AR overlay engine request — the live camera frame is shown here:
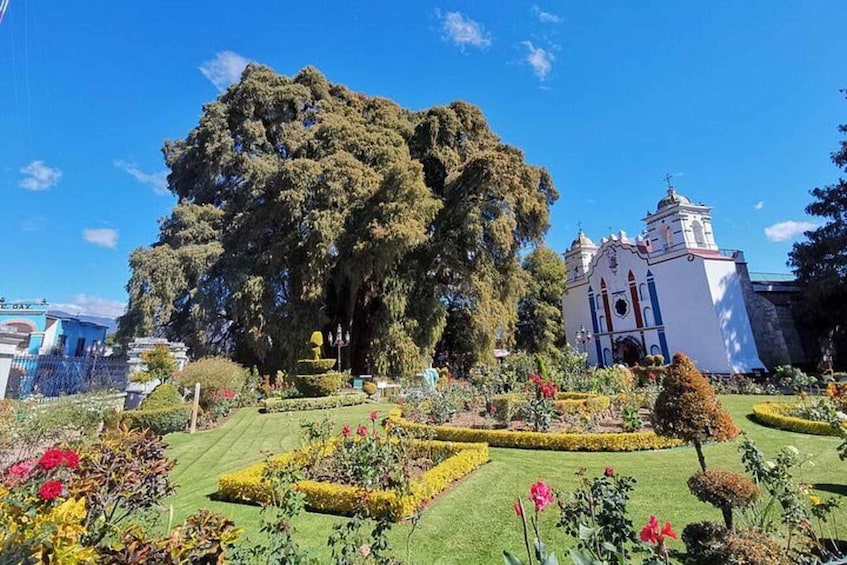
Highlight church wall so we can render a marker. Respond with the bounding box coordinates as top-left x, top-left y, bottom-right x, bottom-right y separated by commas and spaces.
702, 259, 766, 373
